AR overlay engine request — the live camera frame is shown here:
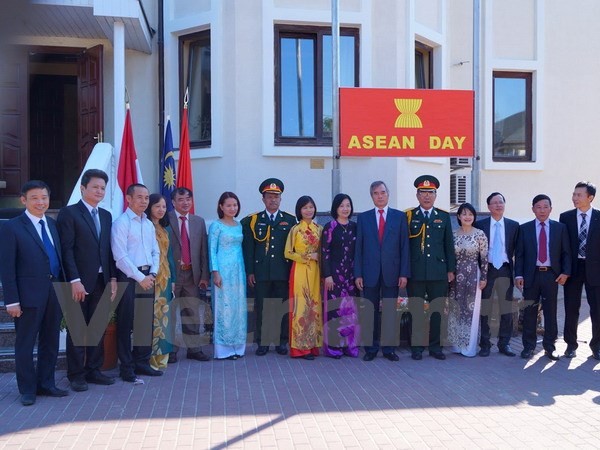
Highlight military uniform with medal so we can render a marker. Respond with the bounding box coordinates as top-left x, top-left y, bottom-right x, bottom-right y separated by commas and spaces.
241, 178, 297, 355
406, 175, 456, 360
